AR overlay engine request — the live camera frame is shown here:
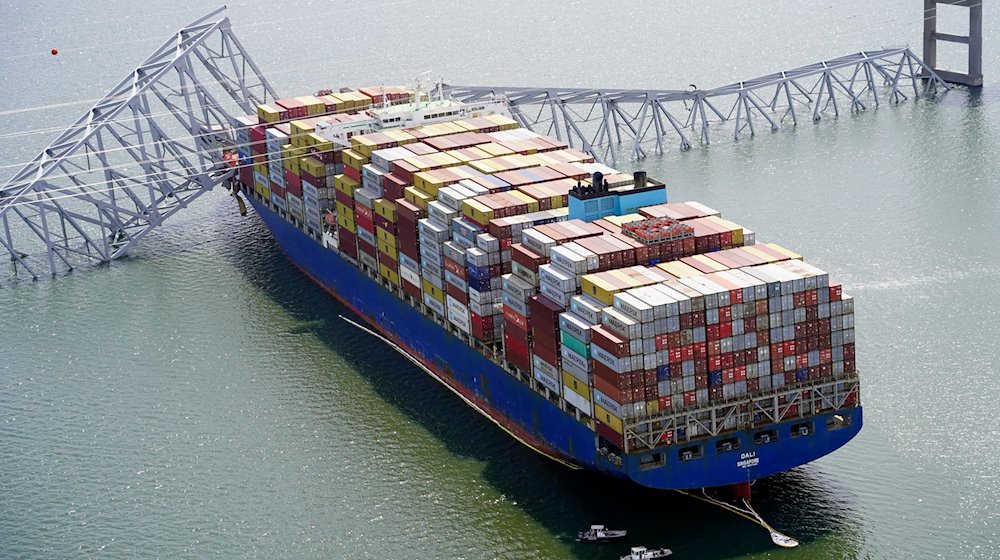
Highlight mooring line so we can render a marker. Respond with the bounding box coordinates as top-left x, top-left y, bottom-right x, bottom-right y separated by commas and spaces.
674, 489, 799, 548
